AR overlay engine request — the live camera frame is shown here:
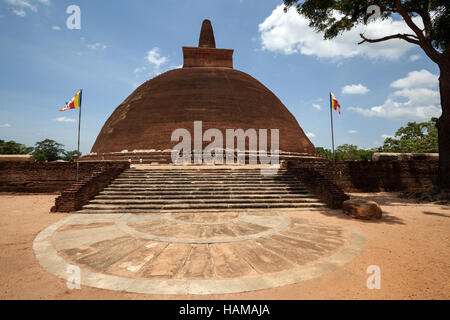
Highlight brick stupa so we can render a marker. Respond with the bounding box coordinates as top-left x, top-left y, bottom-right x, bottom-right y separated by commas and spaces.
89, 20, 316, 161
